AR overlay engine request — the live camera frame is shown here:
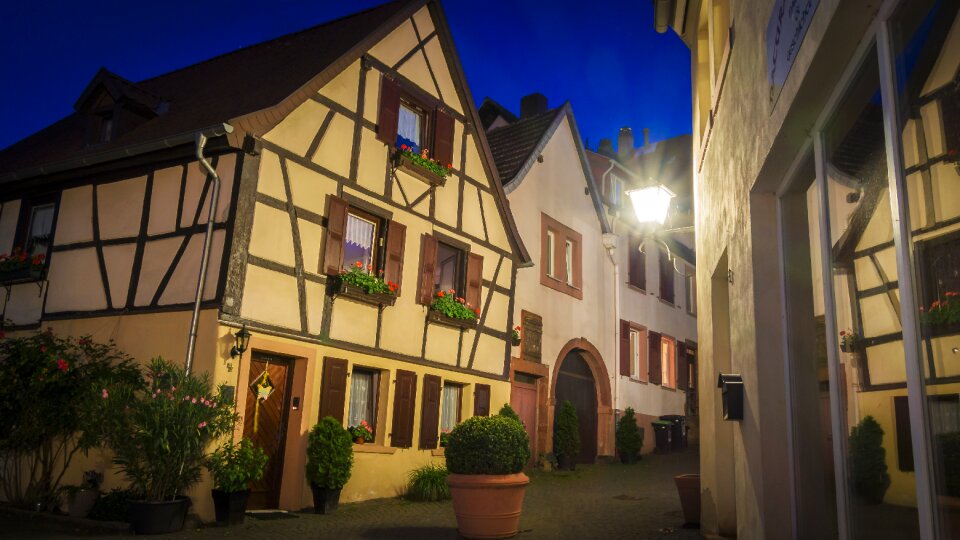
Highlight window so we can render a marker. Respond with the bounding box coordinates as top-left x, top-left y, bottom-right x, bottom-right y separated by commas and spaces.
629, 327, 648, 381
609, 174, 623, 207
659, 248, 675, 304
321, 195, 406, 292
686, 269, 697, 315
25, 203, 55, 259
417, 234, 483, 309
627, 233, 646, 290
661, 336, 676, 388
694, 0, 732, 148
434, 241, 464, 296
347, 368, 380, 436
376, 76, 455, 169
540, 213, 582, 299
343, 209, 379, 271
441, 383, 463, 431
397, 102, 424, 151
